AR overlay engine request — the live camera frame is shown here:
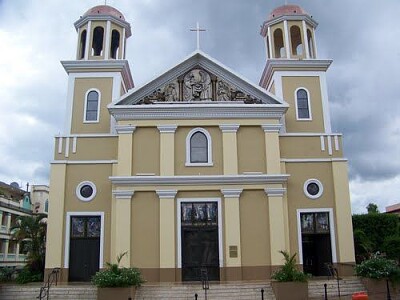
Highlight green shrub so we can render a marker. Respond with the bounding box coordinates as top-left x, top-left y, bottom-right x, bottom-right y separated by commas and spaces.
91, 251, 144, 288
271, 251, 309, 282
355, 256, 400, 282
382, 236, 400, 263
0, 267, 16, 282
15, 267, 43, 284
